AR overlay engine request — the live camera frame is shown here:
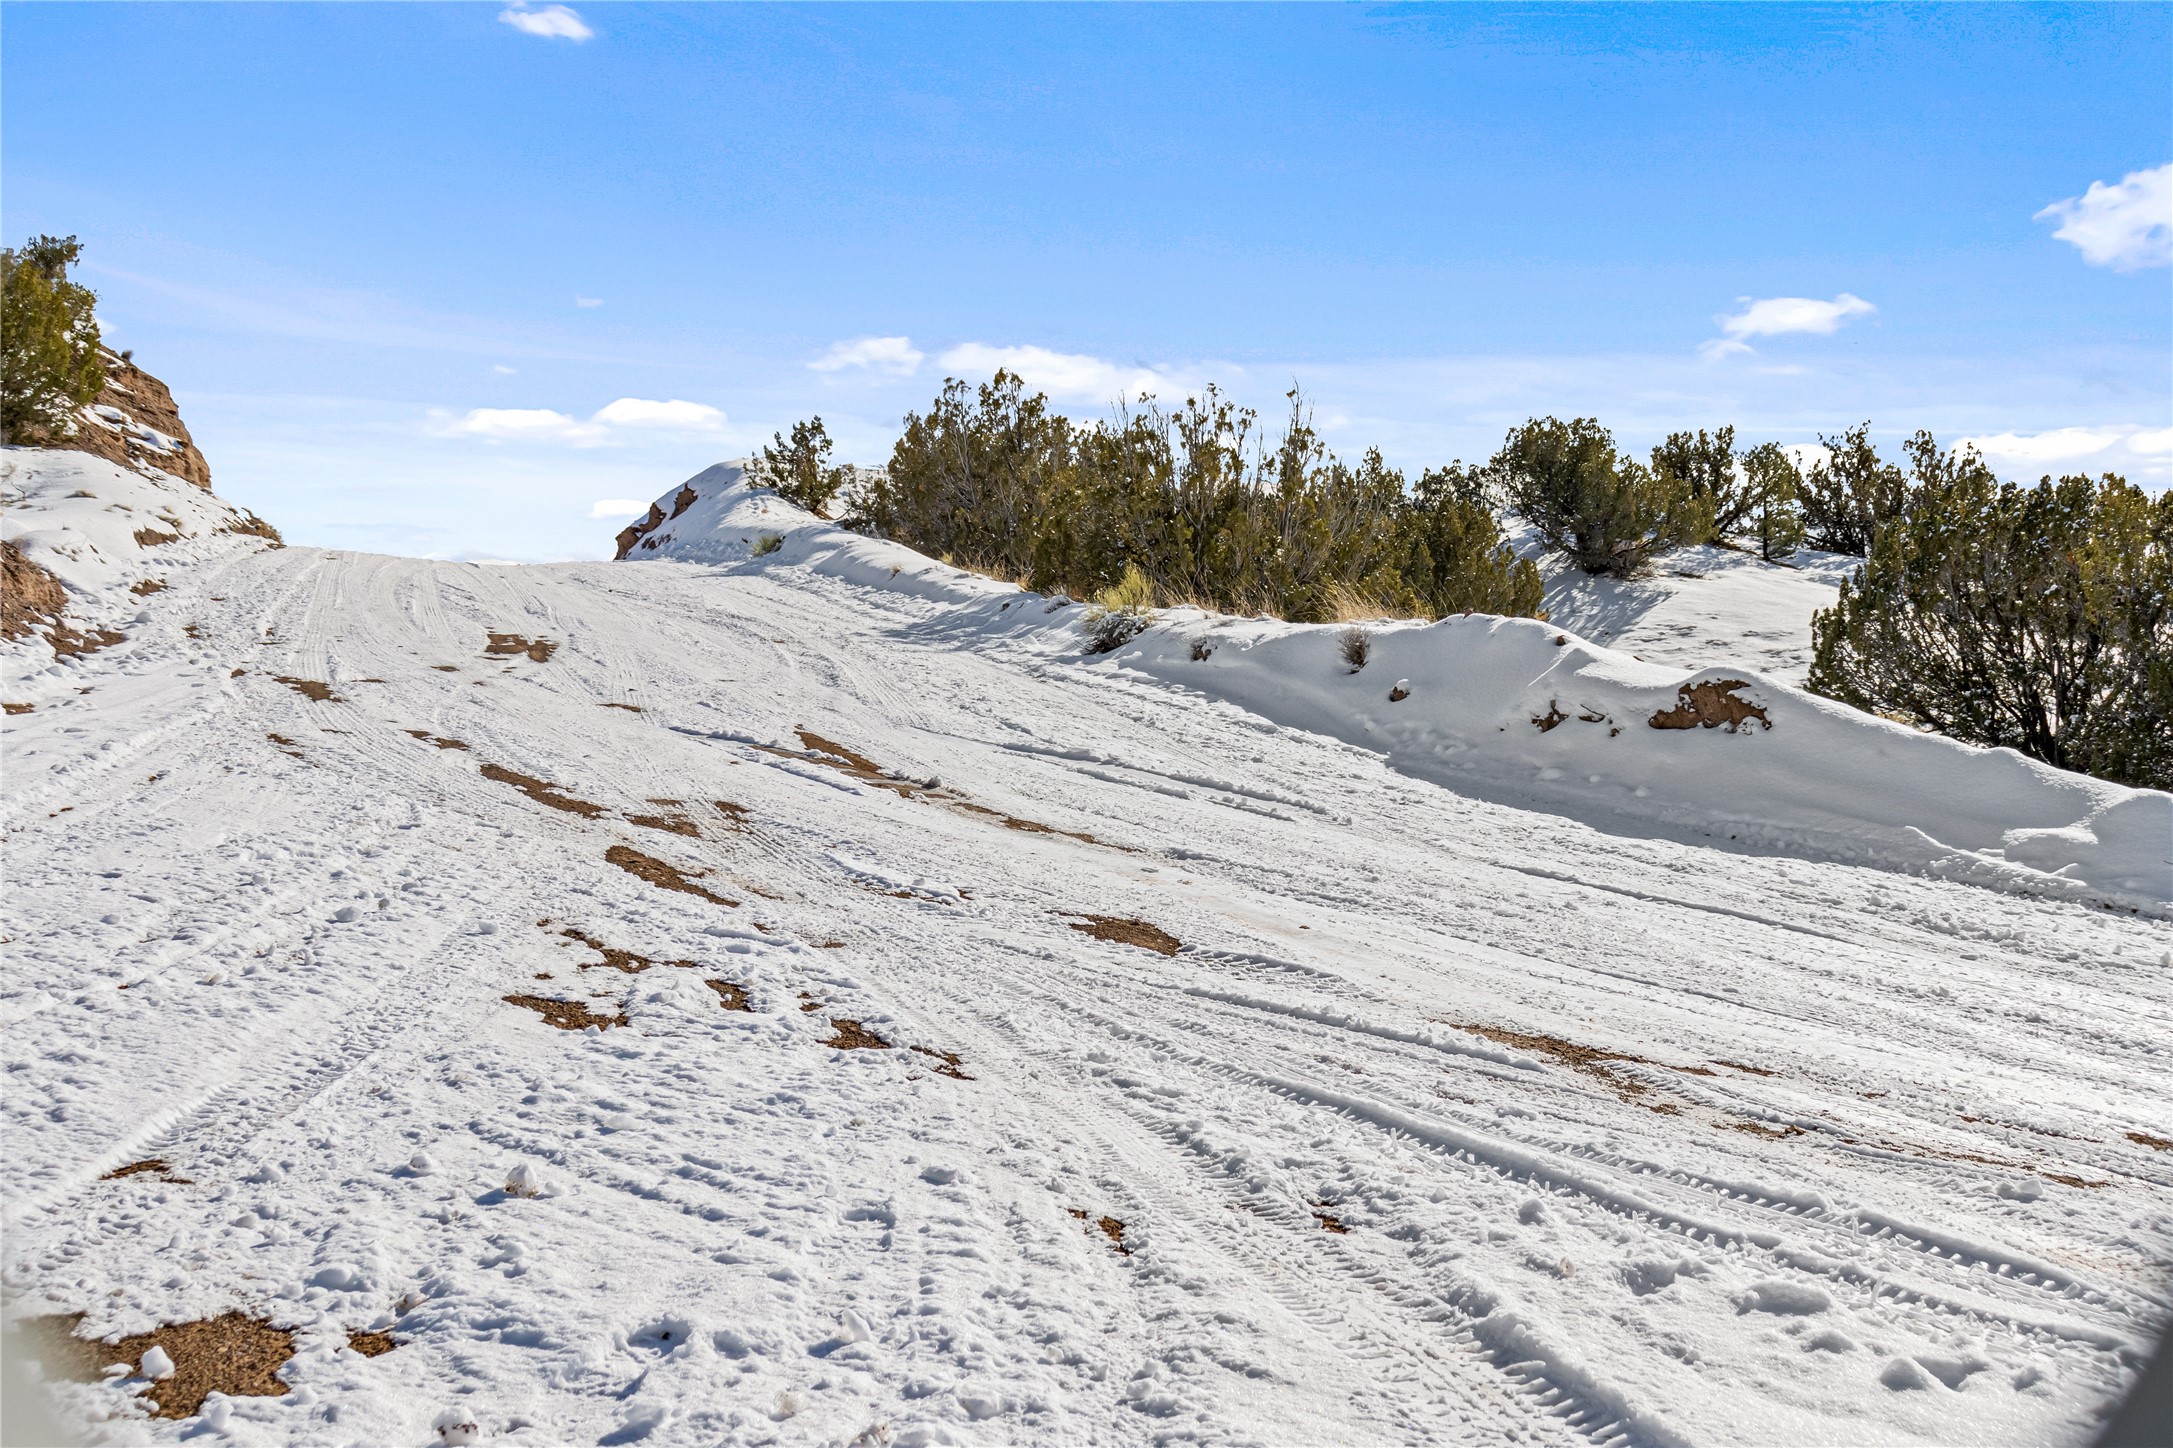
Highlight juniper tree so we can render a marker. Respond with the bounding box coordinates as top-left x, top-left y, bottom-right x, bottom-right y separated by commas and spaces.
1799, 422, 1909, 555
1809, 447, 2173, 789
1650, 426, 1754, 542
1737, 441, 1807, 563
1492, 416, 1707, 577
2, 235, 105, 445
755, 415, 848, 518
1400, 464, 1544, 618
